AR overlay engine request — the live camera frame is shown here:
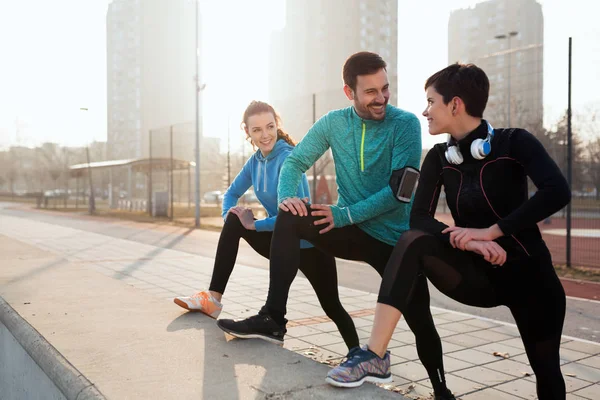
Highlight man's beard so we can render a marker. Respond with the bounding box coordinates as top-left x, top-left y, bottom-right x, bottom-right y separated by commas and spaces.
355, 100, 387, 120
